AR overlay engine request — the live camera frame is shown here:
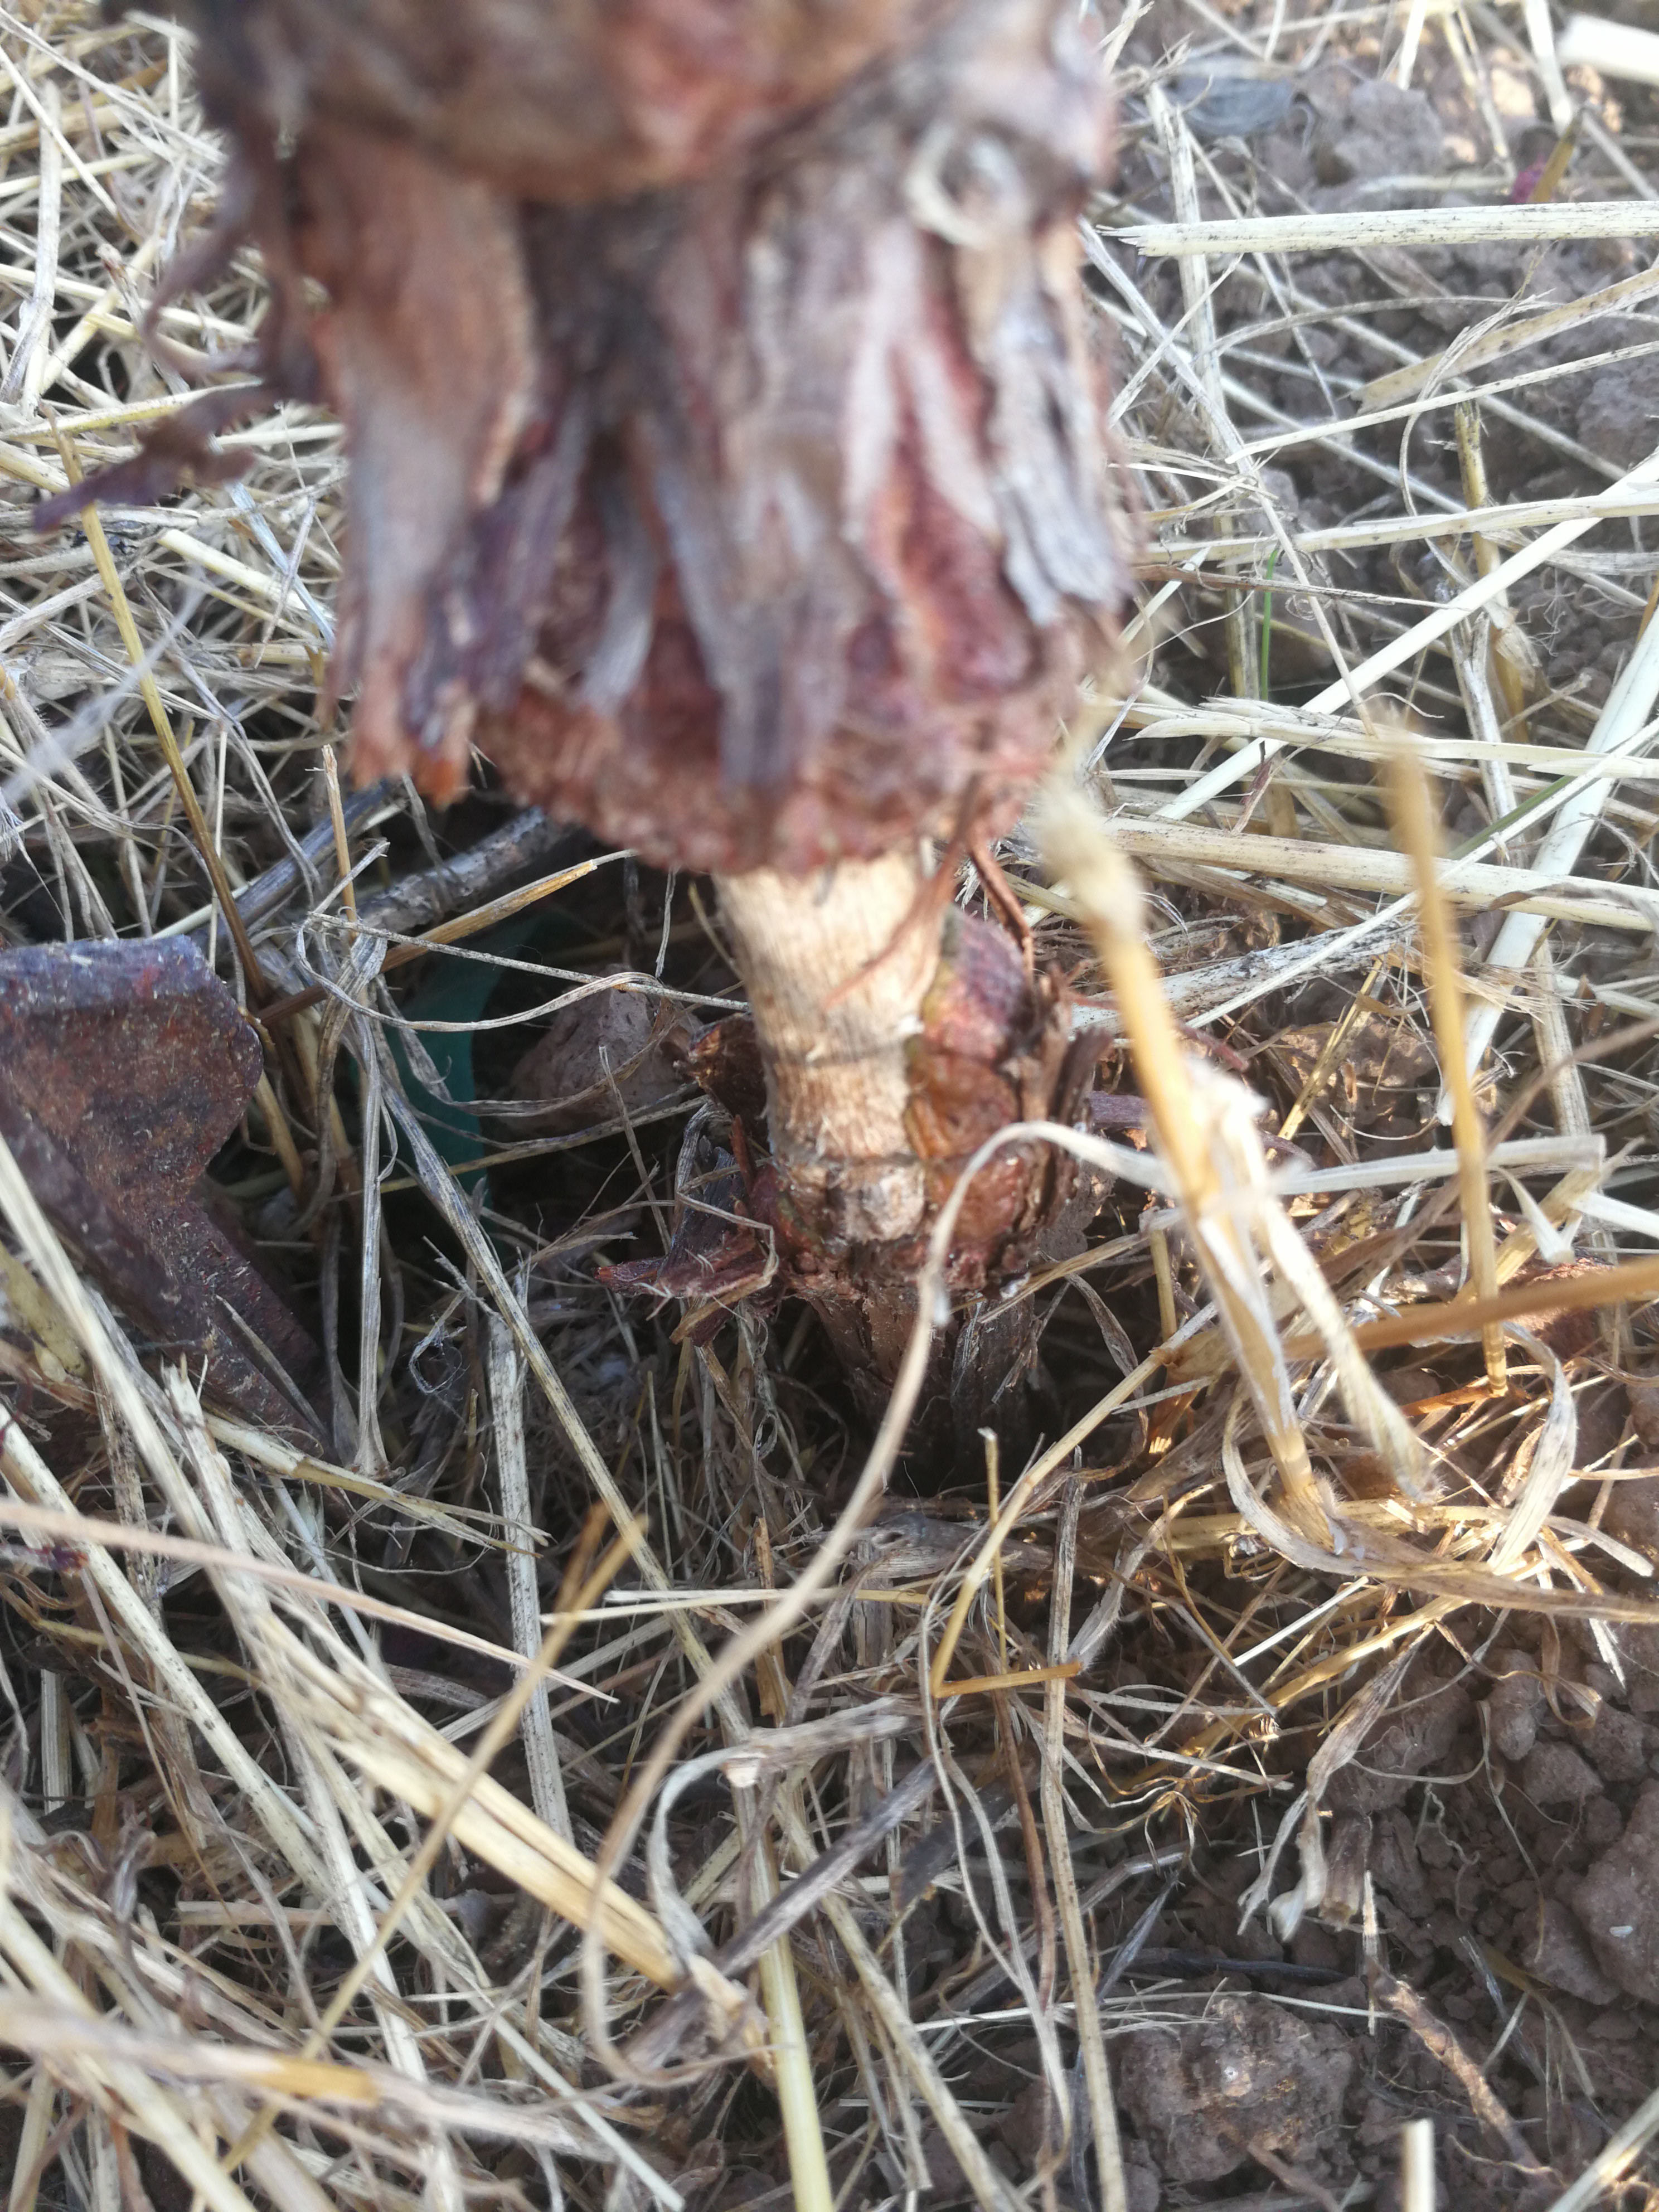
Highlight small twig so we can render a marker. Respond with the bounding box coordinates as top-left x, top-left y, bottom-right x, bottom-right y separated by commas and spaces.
1371, 1970, 1548, 2179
